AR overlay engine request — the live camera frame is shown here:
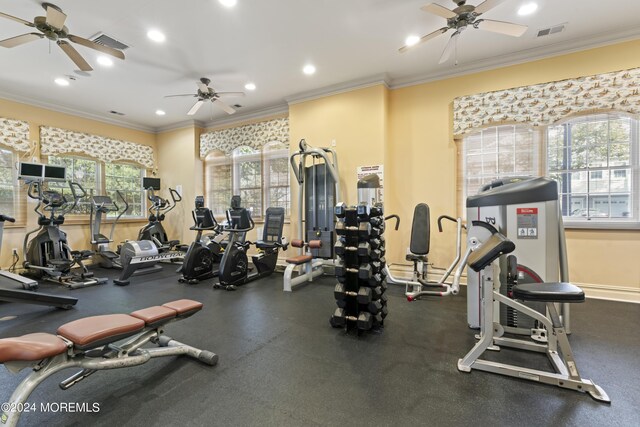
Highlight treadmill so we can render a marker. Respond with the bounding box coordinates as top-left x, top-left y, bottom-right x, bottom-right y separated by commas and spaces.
0, 213, 77, 310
